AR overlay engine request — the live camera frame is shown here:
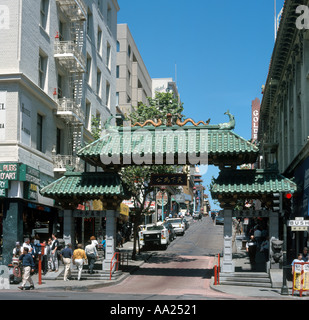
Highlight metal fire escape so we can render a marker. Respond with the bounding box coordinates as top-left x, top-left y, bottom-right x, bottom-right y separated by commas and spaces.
53, 0, 87, 172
